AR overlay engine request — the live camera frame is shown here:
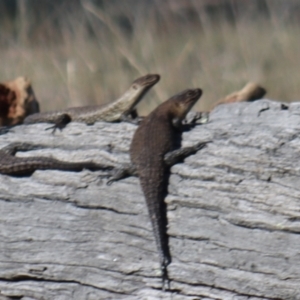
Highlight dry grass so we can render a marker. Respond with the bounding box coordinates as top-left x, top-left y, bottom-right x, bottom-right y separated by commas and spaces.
0, 0, 300, 115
